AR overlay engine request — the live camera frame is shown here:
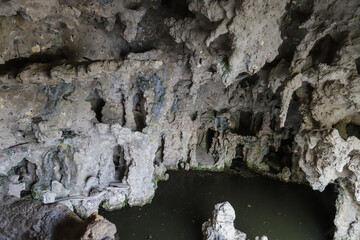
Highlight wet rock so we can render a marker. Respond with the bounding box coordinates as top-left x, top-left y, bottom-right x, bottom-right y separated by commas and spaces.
255, 236, 268, 240
202, 201, 247, 240
202, 202, 268, 240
